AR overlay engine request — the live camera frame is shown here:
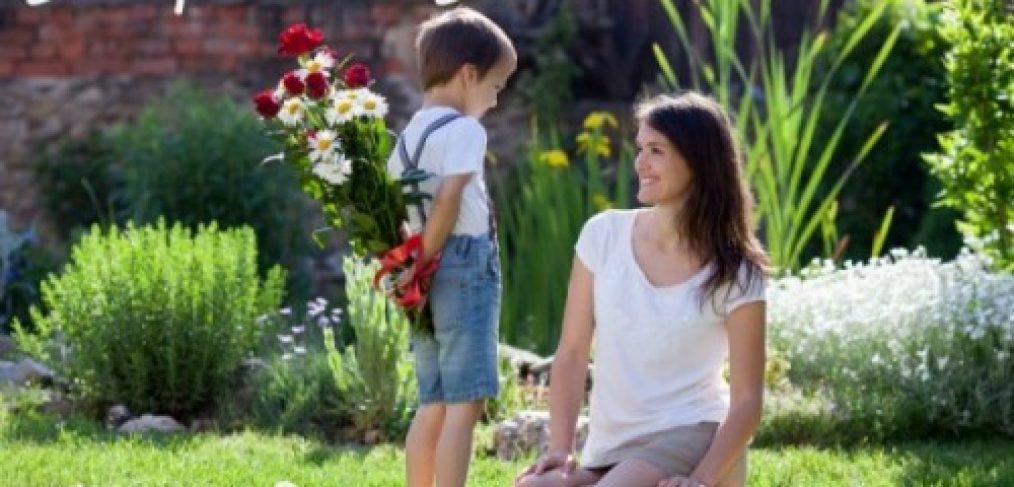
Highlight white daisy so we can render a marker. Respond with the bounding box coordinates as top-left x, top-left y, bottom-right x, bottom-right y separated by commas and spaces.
308, 130, 340, 163
298, 51, 335, 79
358, 90, 389, 118
326, 95, 360, 125
312, 155, 353, 185
338, 88, 368, 105
278, 97, 305, 127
